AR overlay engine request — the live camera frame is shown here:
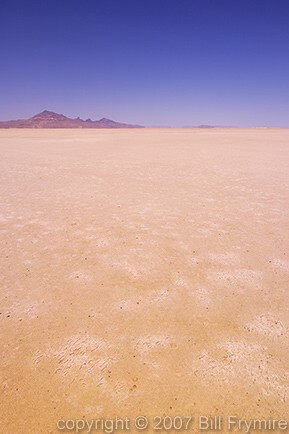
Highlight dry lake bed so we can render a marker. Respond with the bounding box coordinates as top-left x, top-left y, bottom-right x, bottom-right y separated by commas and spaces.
0, 128, 288, 433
